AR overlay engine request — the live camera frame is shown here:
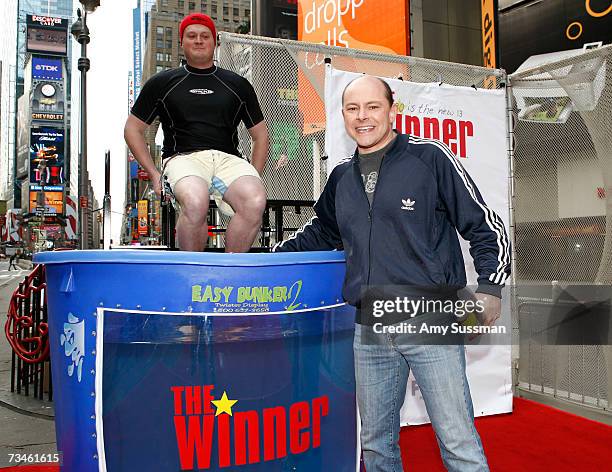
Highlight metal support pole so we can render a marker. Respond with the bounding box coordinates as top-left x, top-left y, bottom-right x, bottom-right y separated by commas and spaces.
505, 74, 521, 385
103, 150, 111, 249
76, 10, 91, 250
